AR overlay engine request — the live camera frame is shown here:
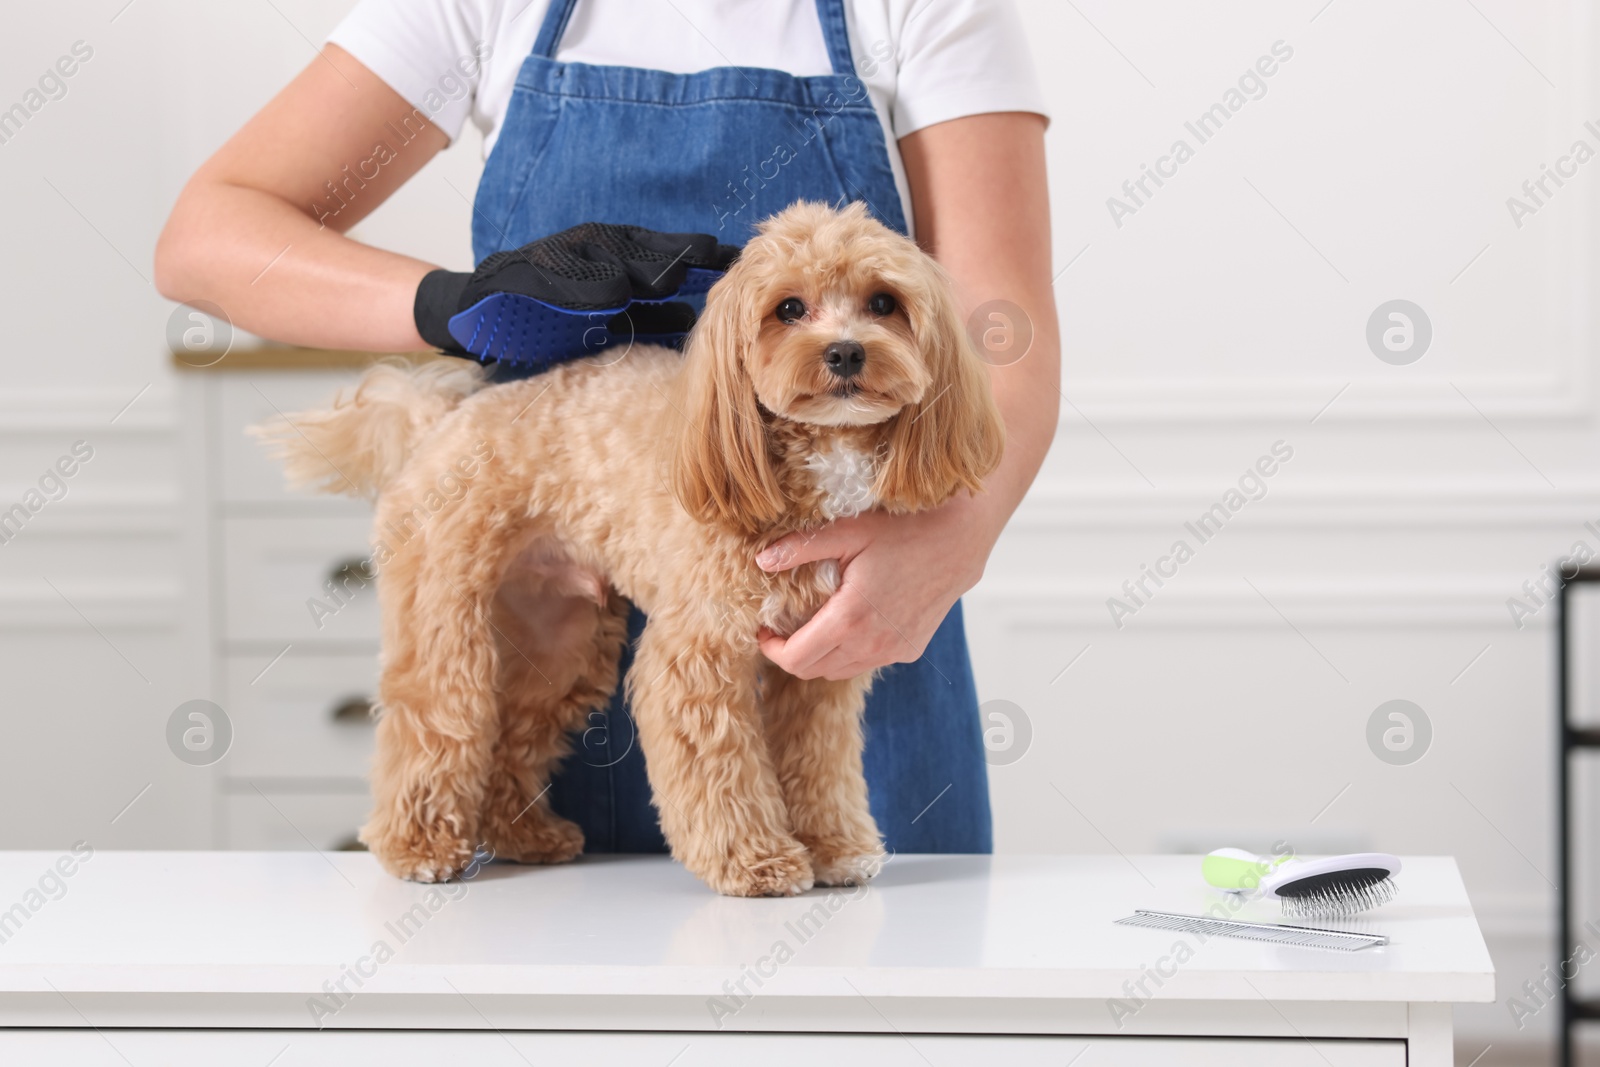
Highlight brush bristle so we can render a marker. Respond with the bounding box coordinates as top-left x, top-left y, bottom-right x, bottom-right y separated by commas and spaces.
1279, 876, 1397, 919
